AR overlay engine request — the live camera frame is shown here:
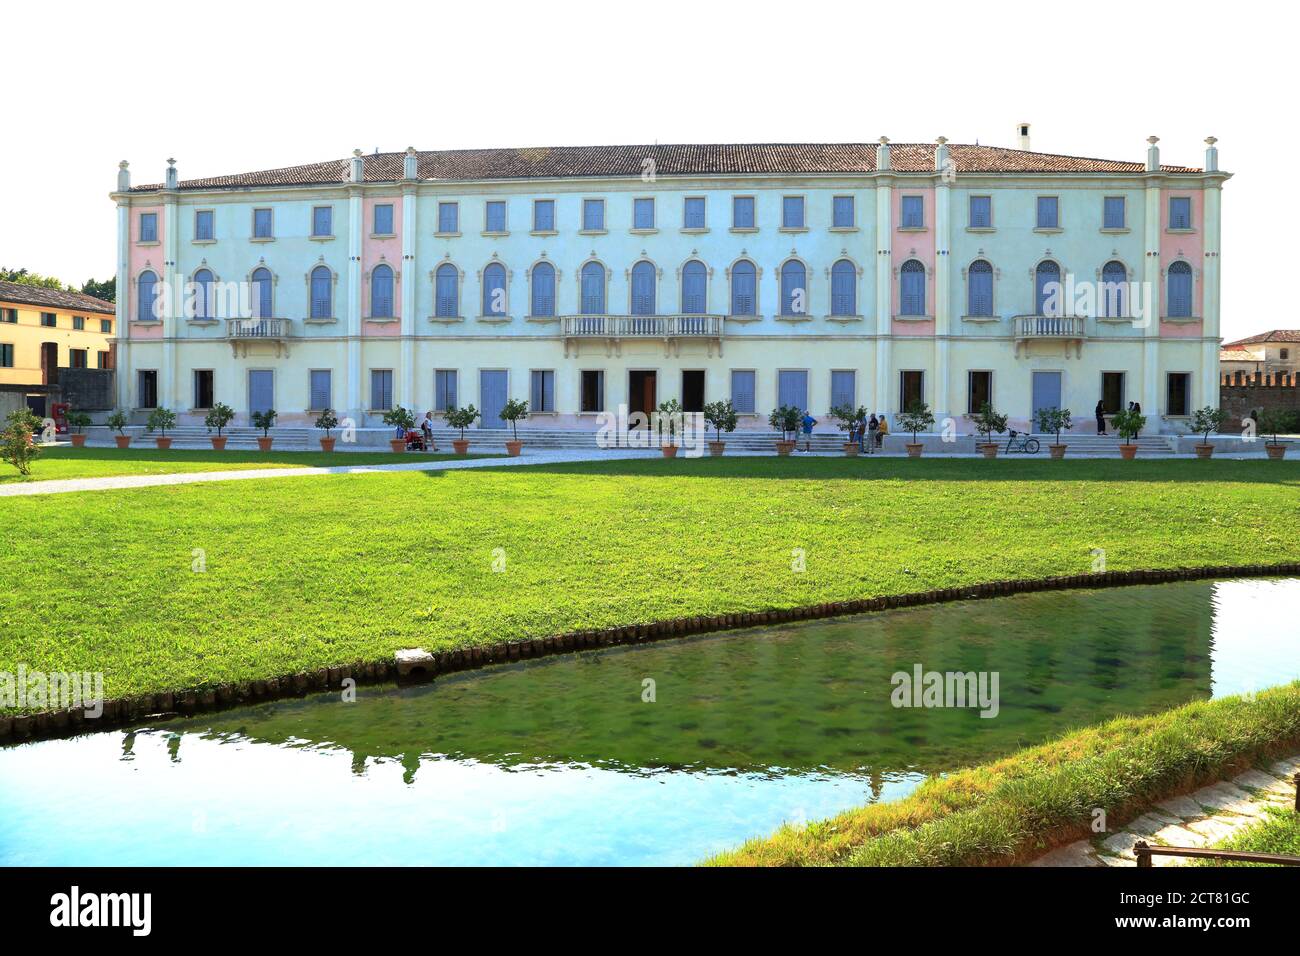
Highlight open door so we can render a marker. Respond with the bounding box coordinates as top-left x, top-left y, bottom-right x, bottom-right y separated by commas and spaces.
628, 370, 656, 426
